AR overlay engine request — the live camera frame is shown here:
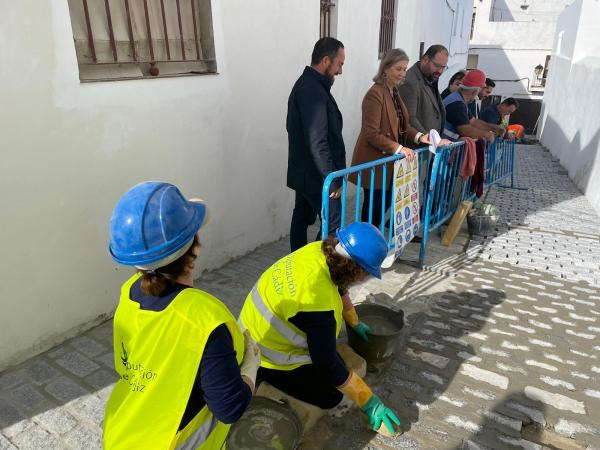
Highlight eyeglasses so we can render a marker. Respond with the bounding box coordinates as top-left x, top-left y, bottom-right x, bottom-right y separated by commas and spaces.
428, 58, 448, 71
